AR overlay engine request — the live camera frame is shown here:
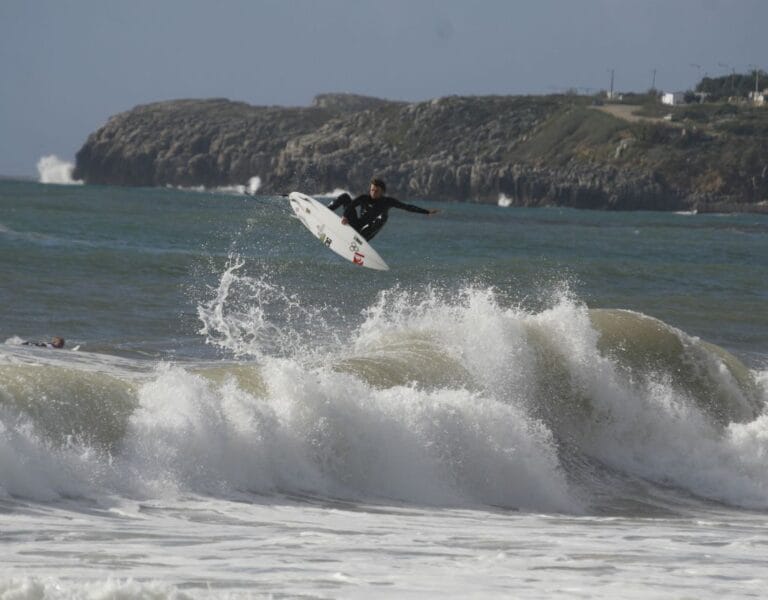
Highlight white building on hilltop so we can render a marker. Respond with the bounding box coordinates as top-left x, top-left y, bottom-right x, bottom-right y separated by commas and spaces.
662, 92, 685, 106
749, 90, 766, 105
